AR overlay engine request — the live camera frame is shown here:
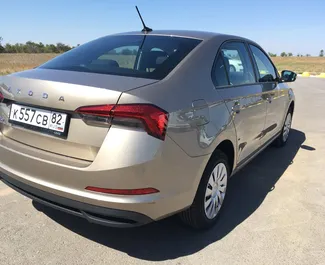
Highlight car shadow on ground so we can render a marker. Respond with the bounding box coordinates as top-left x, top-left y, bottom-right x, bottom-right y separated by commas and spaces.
33, 129, 308, 261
